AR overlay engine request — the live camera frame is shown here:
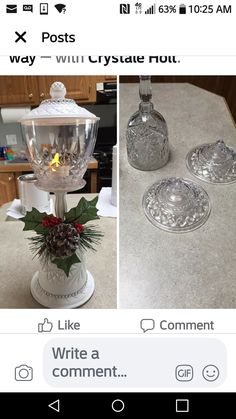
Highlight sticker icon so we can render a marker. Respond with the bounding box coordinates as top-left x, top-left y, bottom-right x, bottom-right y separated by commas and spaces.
202, 365, 219, 382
